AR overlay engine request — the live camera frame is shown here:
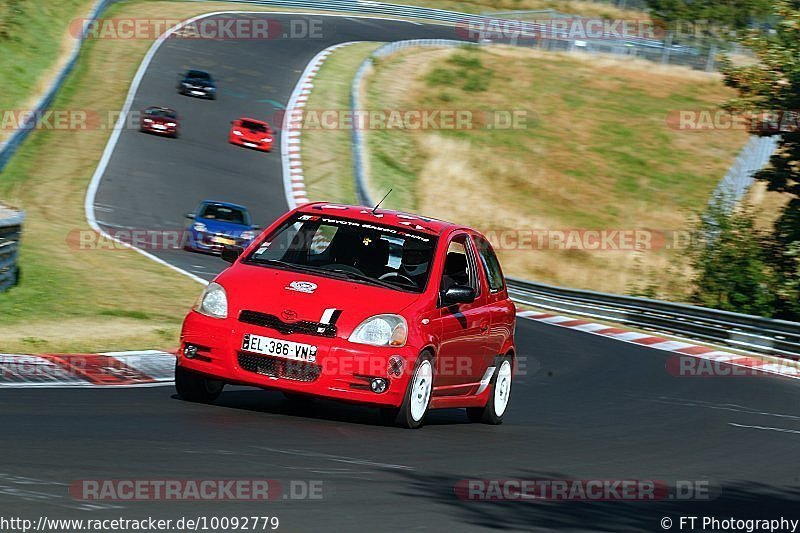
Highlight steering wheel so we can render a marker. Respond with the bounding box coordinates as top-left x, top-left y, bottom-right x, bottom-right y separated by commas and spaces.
379, 272, 416, 285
